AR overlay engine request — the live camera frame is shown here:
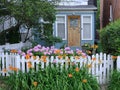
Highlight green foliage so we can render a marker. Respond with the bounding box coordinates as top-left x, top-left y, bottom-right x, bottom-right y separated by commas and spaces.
100, 19, 120, 56
96, 0, 100, 29
108, 70, 120, 90
0, 76, 9, 90
33, 23, 62, 46
7, 64, 99, 90
0, 25, 21, 45
0, 0, 59, 43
